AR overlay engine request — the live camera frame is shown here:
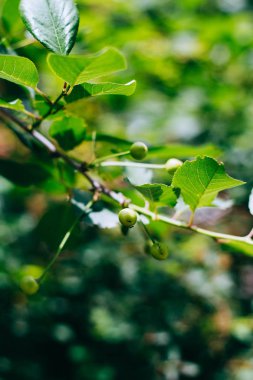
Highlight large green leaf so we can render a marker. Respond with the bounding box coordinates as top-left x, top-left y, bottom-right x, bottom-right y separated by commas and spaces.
0, 55, 39, 88
47, 48, 127, 86
1, 0, 24, 36
172, 156, 245, 212
134, 184, 179, 208
0, 98, 26, 113
65, 80, 136, 104
19, 0, 79, 55
49, 115, 86, 151
82, 80, 136, 97
0, 160, 50, 186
